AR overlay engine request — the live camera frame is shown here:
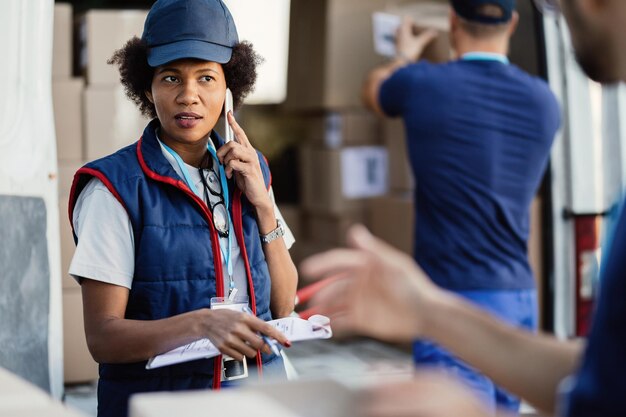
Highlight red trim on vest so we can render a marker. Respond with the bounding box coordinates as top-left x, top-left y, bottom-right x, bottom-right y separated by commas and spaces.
68, 167, 129, 236
135, 139, 227, 389
233, 189, 263, 376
